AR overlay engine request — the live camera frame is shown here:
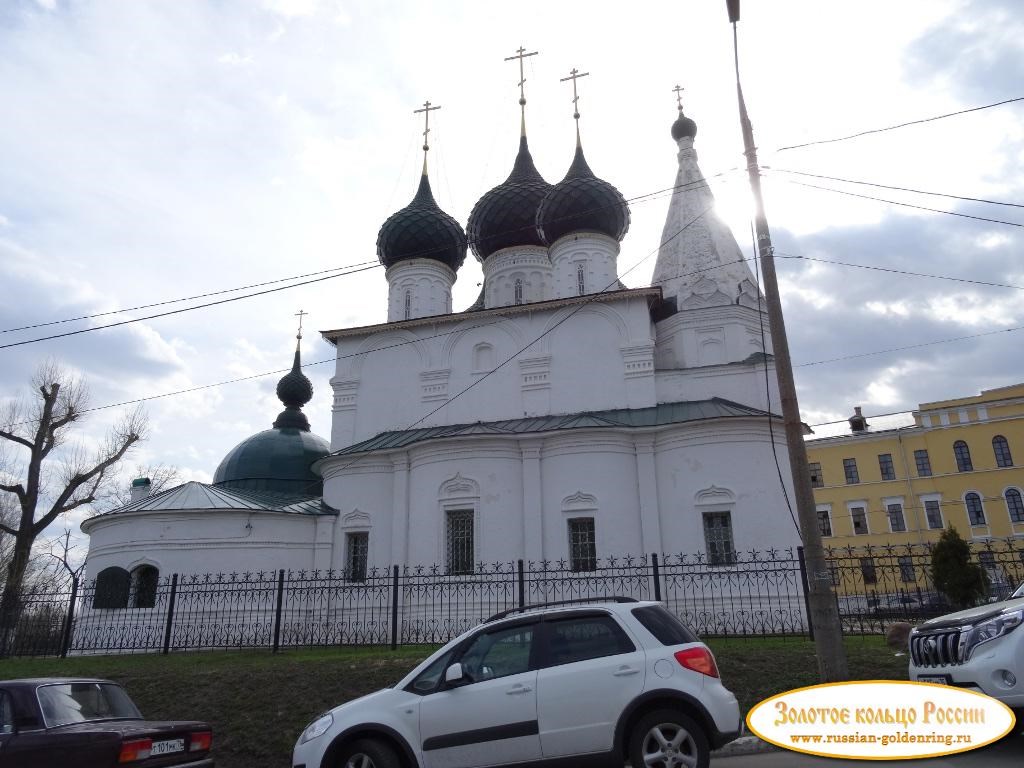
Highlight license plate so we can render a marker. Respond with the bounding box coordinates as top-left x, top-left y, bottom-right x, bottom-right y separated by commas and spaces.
151, 738, 185, 756
917, 675, 950, 684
